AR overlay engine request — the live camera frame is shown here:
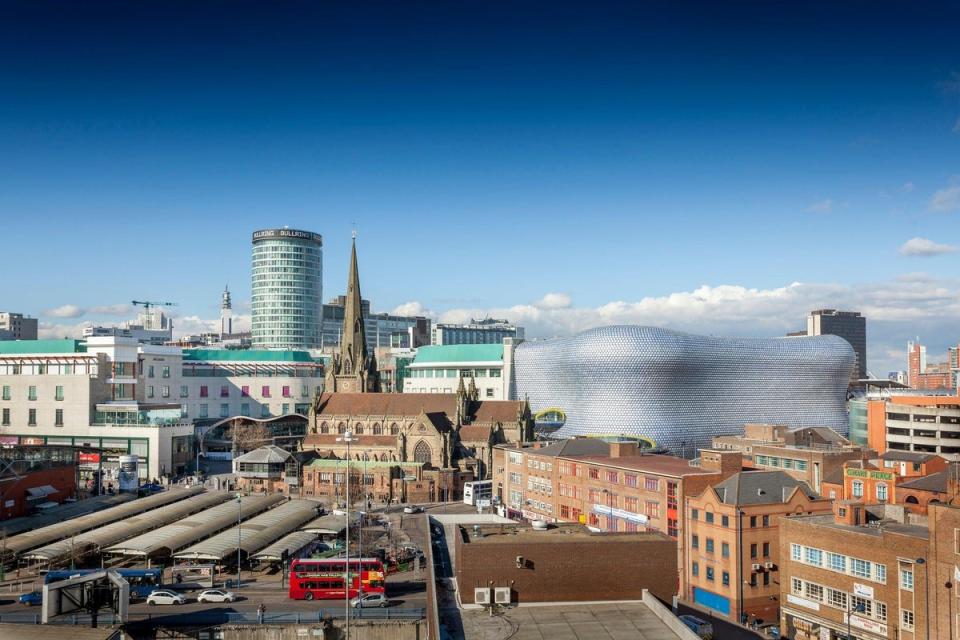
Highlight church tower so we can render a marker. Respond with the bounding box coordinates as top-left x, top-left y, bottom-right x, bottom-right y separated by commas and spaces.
325, 235, 381, 393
